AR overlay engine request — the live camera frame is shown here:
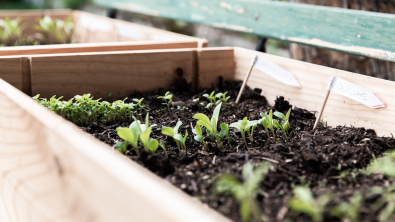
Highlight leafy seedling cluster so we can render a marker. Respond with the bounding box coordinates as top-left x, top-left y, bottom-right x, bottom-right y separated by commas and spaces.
34, 94, 141, 126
